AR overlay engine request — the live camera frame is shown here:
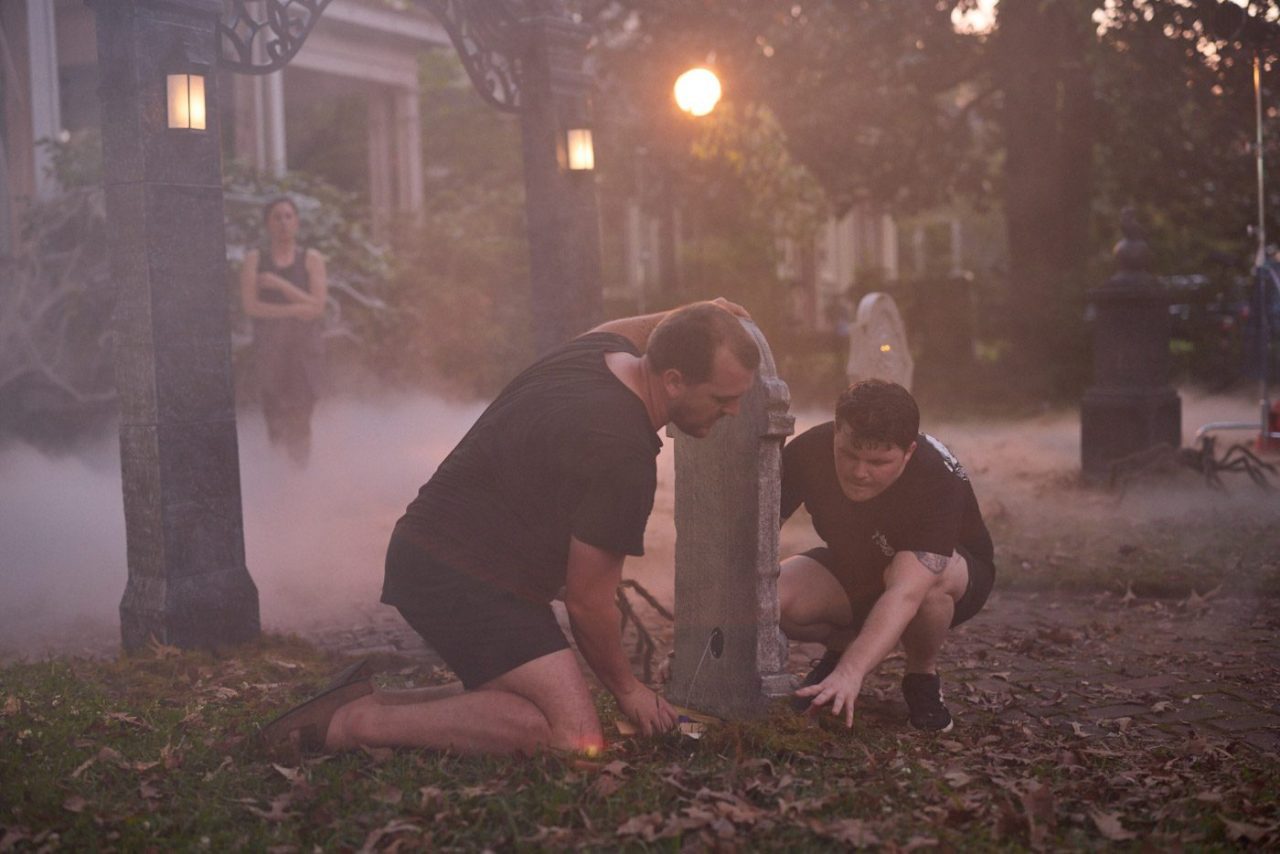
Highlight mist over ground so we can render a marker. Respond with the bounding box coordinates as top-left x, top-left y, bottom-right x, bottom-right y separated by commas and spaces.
0, 394, 483, 660
1, 388, 1276, 661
